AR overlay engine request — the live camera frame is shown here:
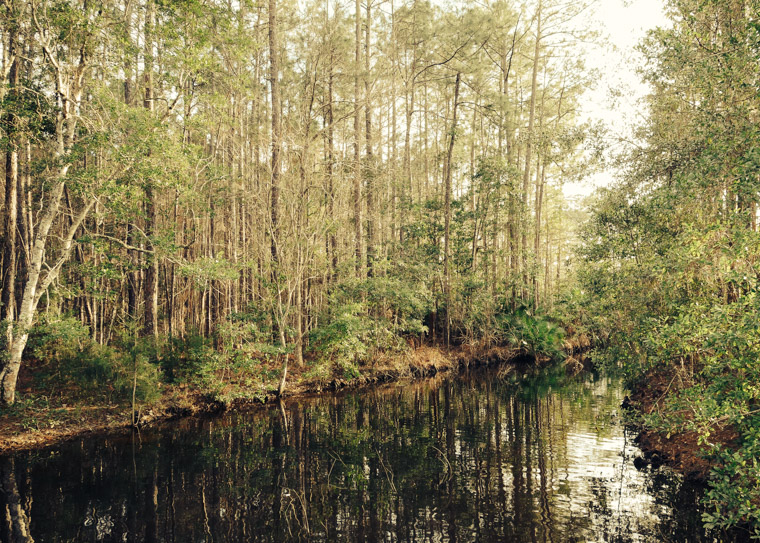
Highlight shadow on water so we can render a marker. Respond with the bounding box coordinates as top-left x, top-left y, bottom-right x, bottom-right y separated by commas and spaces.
0, 366, 745, 542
